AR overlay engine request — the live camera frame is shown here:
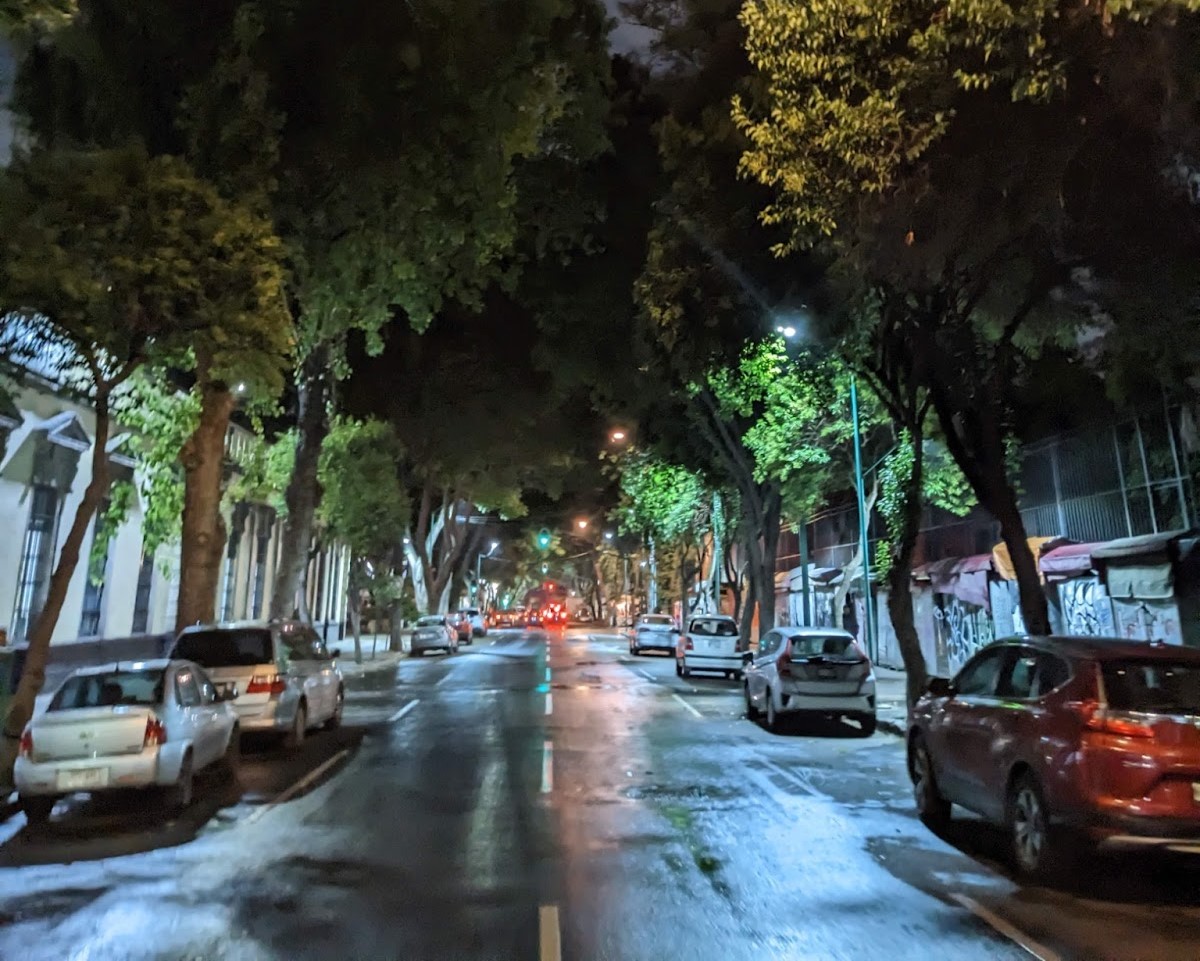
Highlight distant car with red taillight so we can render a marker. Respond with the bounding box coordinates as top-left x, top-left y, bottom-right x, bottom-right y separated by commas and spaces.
675, 614, 740, 678
14, 658, 240, 826
908, 636, 1200, 878
171, 620, 343, 750
743, 628, 876, 736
